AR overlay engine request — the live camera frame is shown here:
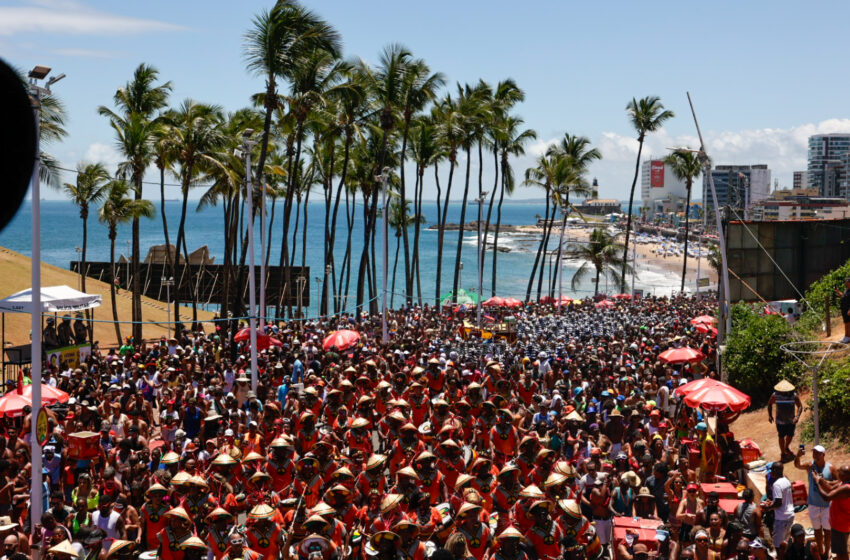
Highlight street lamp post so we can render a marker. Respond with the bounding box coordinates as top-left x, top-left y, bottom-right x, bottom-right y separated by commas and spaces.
27, 63, 64, 538
241, 130, 259, 393
475, 194, 487, 328
75, 247, 82, 290
162, 277, 174, 337
374, 168, 390, 343
125, 239, 130, 289
296, 276, 306, 320
324, 264, 332, 318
